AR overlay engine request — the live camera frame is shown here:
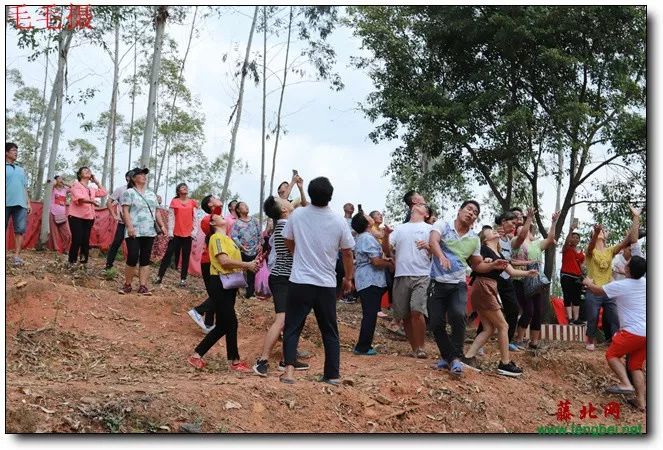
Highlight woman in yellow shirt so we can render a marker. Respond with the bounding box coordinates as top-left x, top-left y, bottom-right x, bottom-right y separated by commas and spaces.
584, 206, 641, 351
188, 214, 258, 371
